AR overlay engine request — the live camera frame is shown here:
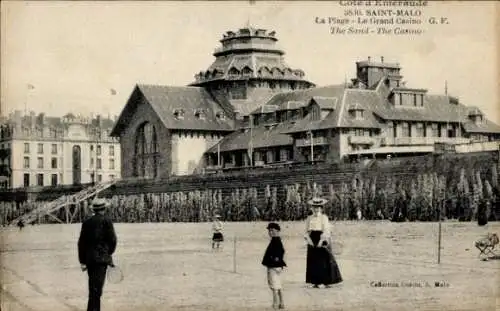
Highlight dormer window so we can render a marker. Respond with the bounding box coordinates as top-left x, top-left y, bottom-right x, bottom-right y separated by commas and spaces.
349, 103, 364, 120
468, 107, 483, 124
215, 111, 225, 121
173, 108, 185, 120
228, 67, 239, 76
242, 66, 253, 76
195, 109, 206, 120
